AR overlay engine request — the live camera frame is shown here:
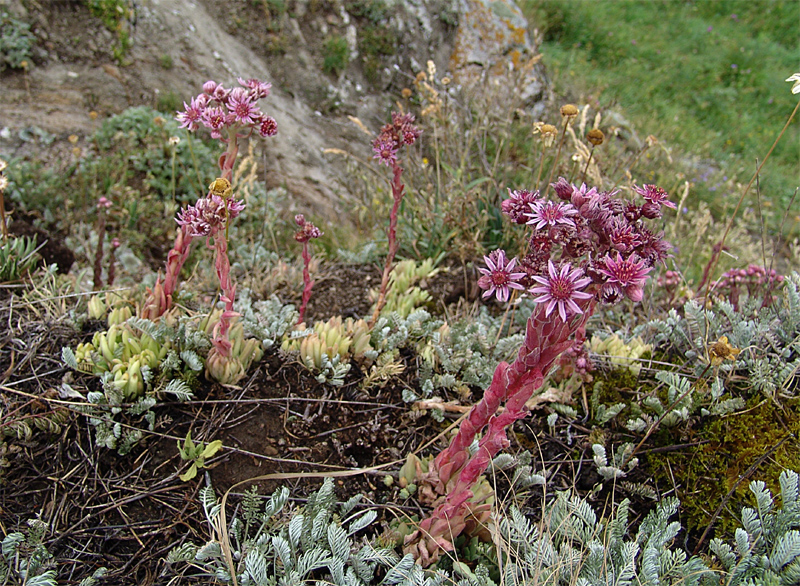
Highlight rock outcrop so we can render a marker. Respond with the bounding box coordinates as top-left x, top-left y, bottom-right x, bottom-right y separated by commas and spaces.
0, 0, 547, 219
